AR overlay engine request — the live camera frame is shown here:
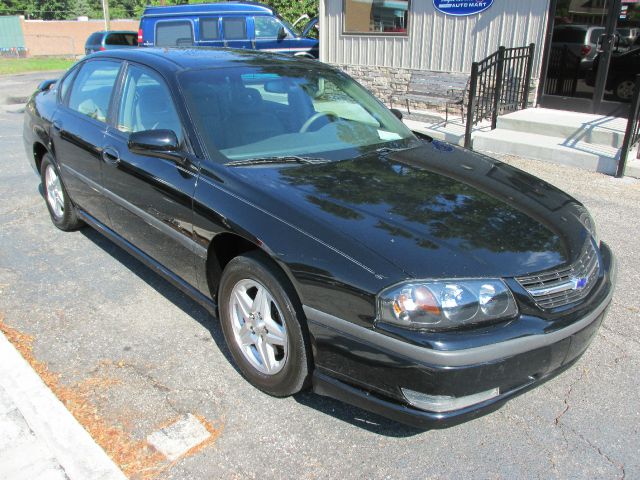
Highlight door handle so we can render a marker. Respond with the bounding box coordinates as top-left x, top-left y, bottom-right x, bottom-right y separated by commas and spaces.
102, 146, 120, 165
